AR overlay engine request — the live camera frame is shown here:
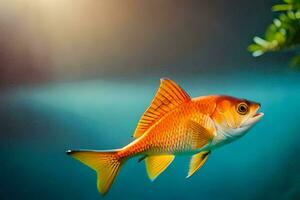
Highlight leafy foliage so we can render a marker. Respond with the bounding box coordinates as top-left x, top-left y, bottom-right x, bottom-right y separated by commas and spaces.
248, 0, 300, 67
